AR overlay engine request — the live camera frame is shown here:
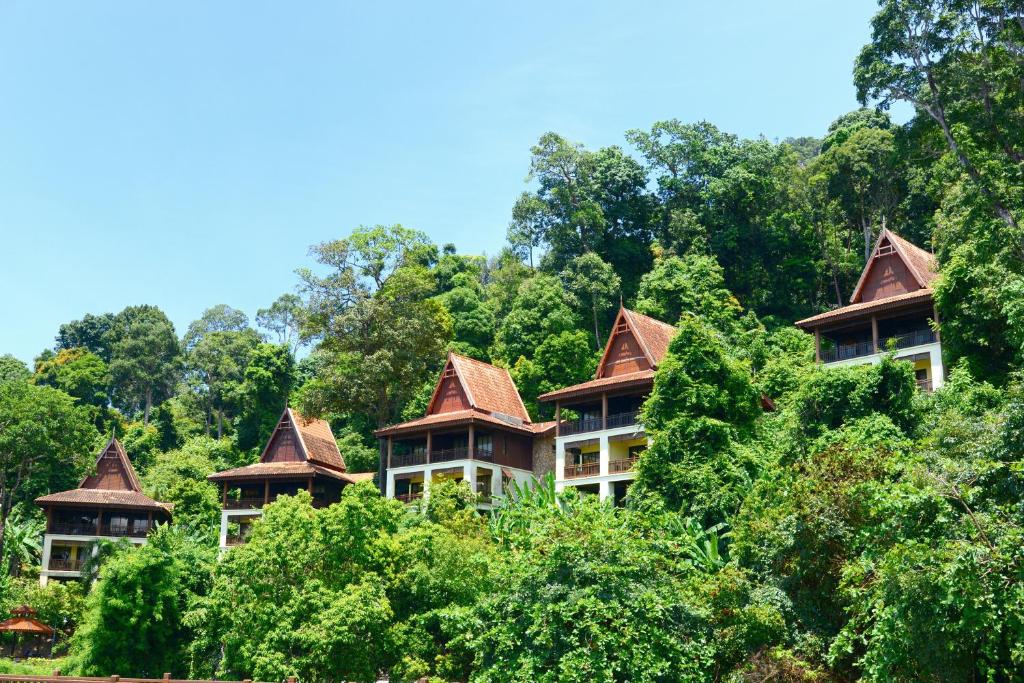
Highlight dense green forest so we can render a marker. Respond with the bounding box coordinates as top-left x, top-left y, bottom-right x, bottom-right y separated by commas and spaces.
1, 1, 1023, 680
